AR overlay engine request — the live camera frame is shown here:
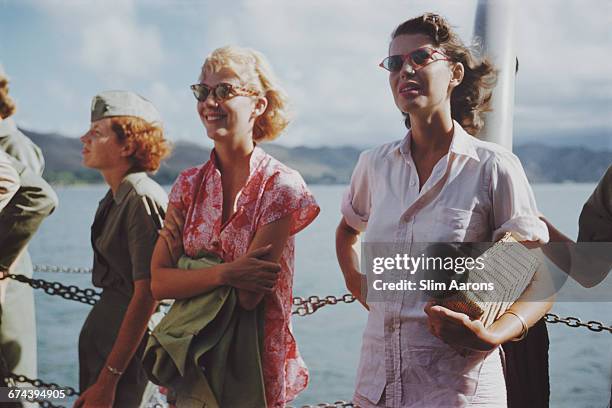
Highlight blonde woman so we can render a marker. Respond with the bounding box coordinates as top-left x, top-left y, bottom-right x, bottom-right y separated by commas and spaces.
151, 46, 319, 407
